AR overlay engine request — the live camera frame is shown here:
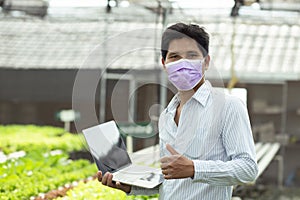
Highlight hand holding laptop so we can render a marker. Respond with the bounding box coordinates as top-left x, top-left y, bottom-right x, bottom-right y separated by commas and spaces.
82, 120, 164, 191
97, 171, 131, 193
